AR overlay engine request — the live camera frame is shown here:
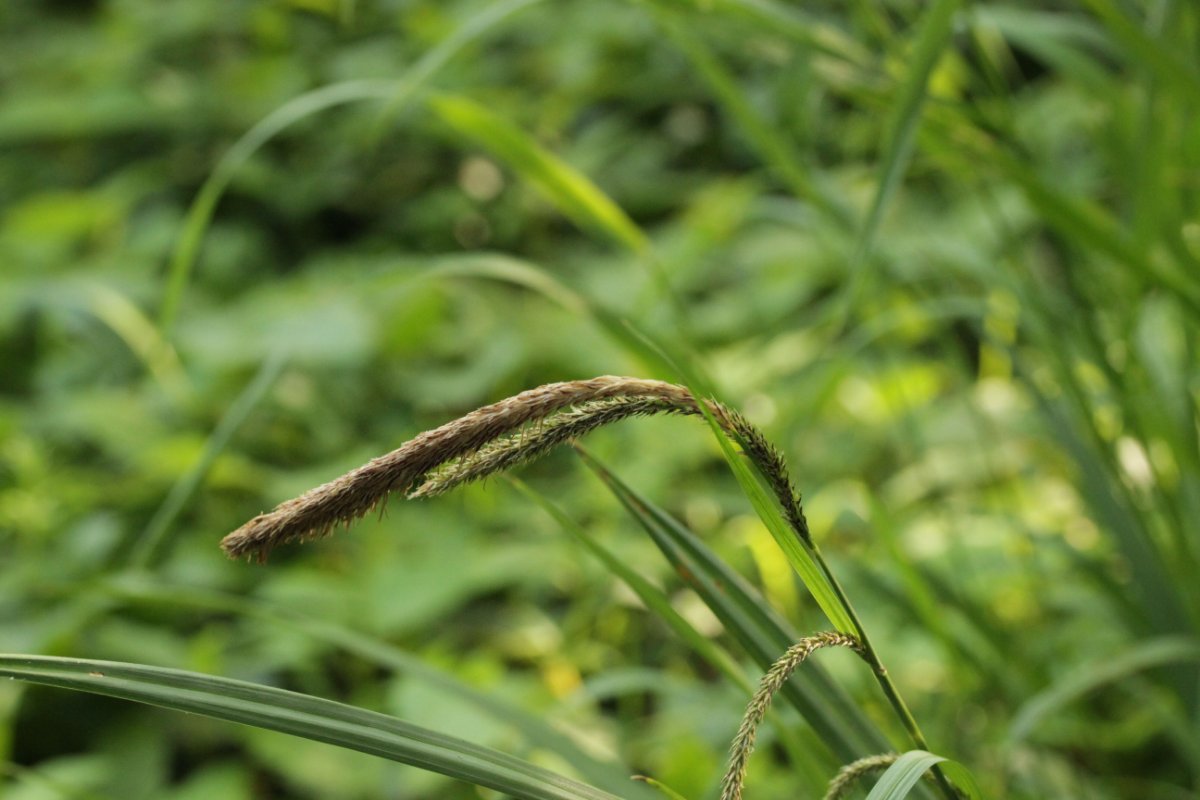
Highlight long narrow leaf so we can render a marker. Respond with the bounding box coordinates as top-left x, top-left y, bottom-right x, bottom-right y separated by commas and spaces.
98, 575, 644, 797
596, 452, 882, 746
429, 94, 649, 255
510, 478, 750, 690
990, 146, 1200, 314
128, 351, 287, 568
160, 80, 392, 332
839, 0, 960, 324
698, 402, 855, 632
417, 253, 690, 379
577, 449, 890, 762
610, 332, 856, 632
1008, 637, 1200, 744
0, 655, 622, 800
1037, 396, 1193, 638
370, 0, 545, 134
652, 9, 850, 226
698, 0, 869, 65
1078, 0, 1200, 104
509, 480, 836, 784
161, 0, 535, 332
85, 284, 190, 402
